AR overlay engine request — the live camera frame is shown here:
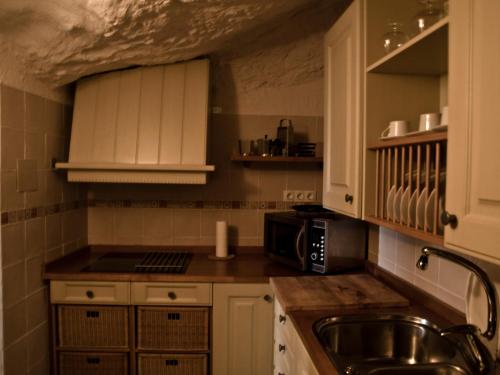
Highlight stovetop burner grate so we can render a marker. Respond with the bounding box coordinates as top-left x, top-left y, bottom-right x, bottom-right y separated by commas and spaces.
134, 252, 192, 273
